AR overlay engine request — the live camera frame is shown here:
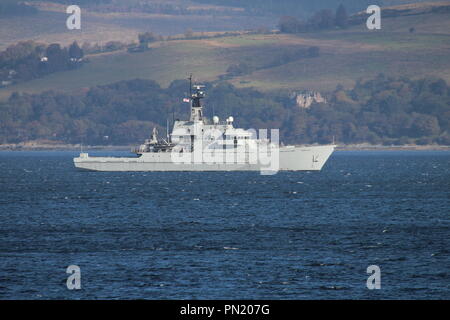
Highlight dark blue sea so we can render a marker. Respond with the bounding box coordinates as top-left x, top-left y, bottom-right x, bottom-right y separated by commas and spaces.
0, 151, 449, 300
